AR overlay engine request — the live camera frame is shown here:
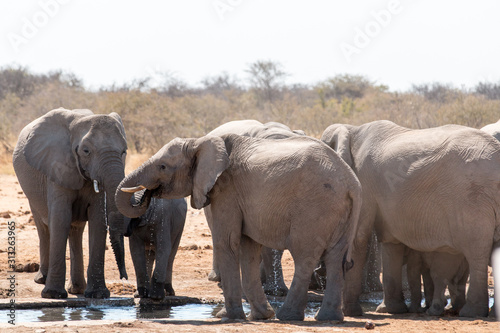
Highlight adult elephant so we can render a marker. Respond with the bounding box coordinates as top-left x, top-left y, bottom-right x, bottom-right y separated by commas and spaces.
116, 133, 361, 321
482, 119, 500, 141
321, 120, 500, 318
125, 194, 187, 300
206, 119, 305, 296
12, 108, 128, 299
